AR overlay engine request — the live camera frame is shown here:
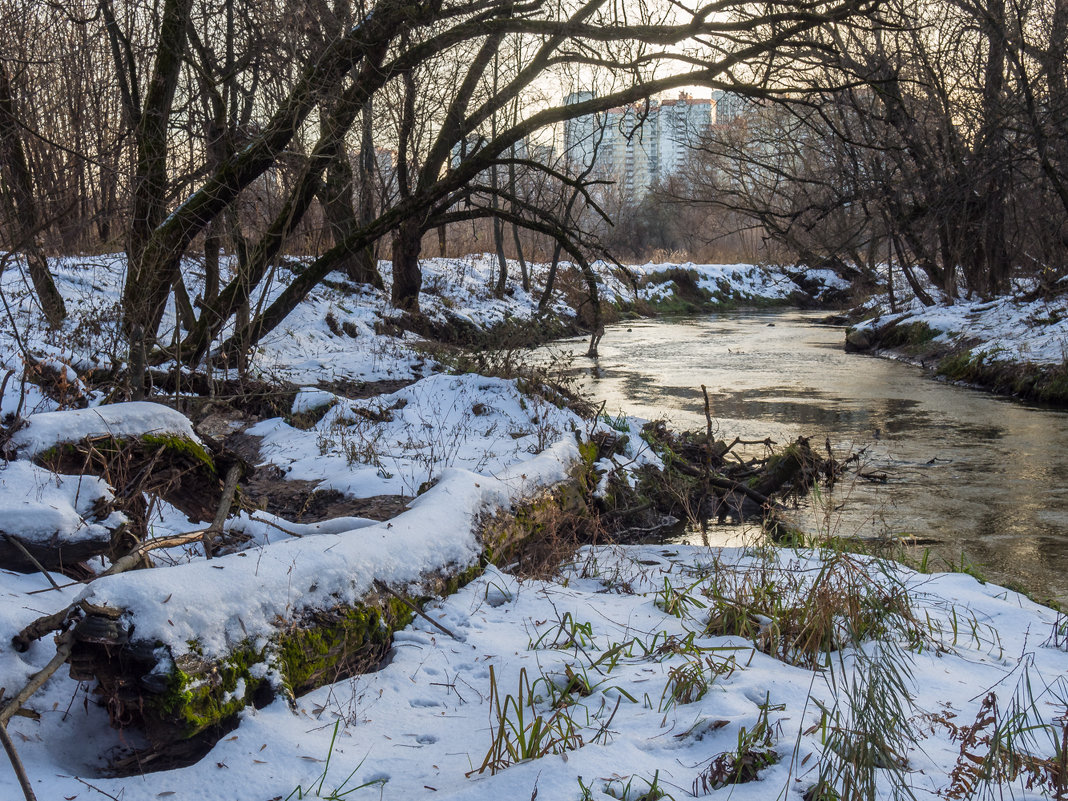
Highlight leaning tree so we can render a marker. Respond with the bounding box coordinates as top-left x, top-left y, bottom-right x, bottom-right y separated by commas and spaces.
1, 0, 882, 379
